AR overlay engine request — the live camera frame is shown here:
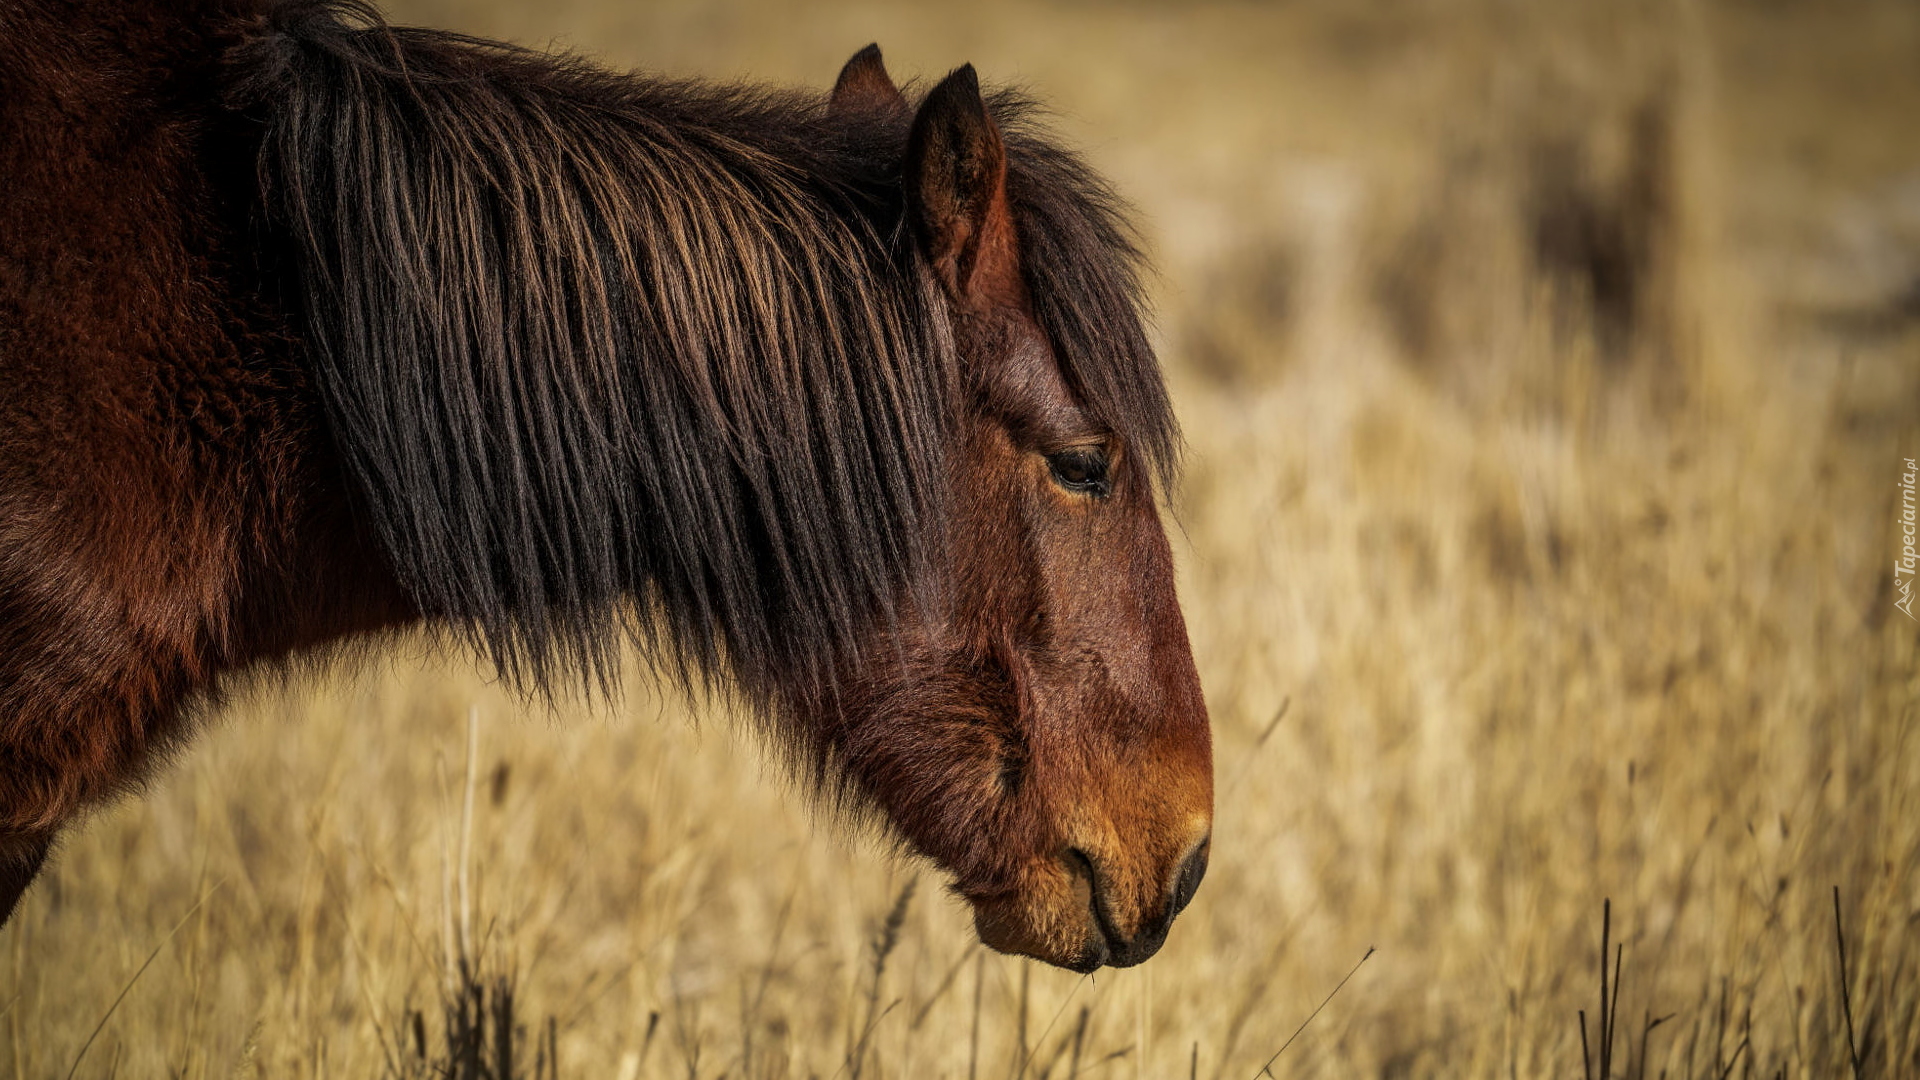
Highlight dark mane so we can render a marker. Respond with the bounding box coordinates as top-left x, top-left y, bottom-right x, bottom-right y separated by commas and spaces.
236, 0, 1177, 710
